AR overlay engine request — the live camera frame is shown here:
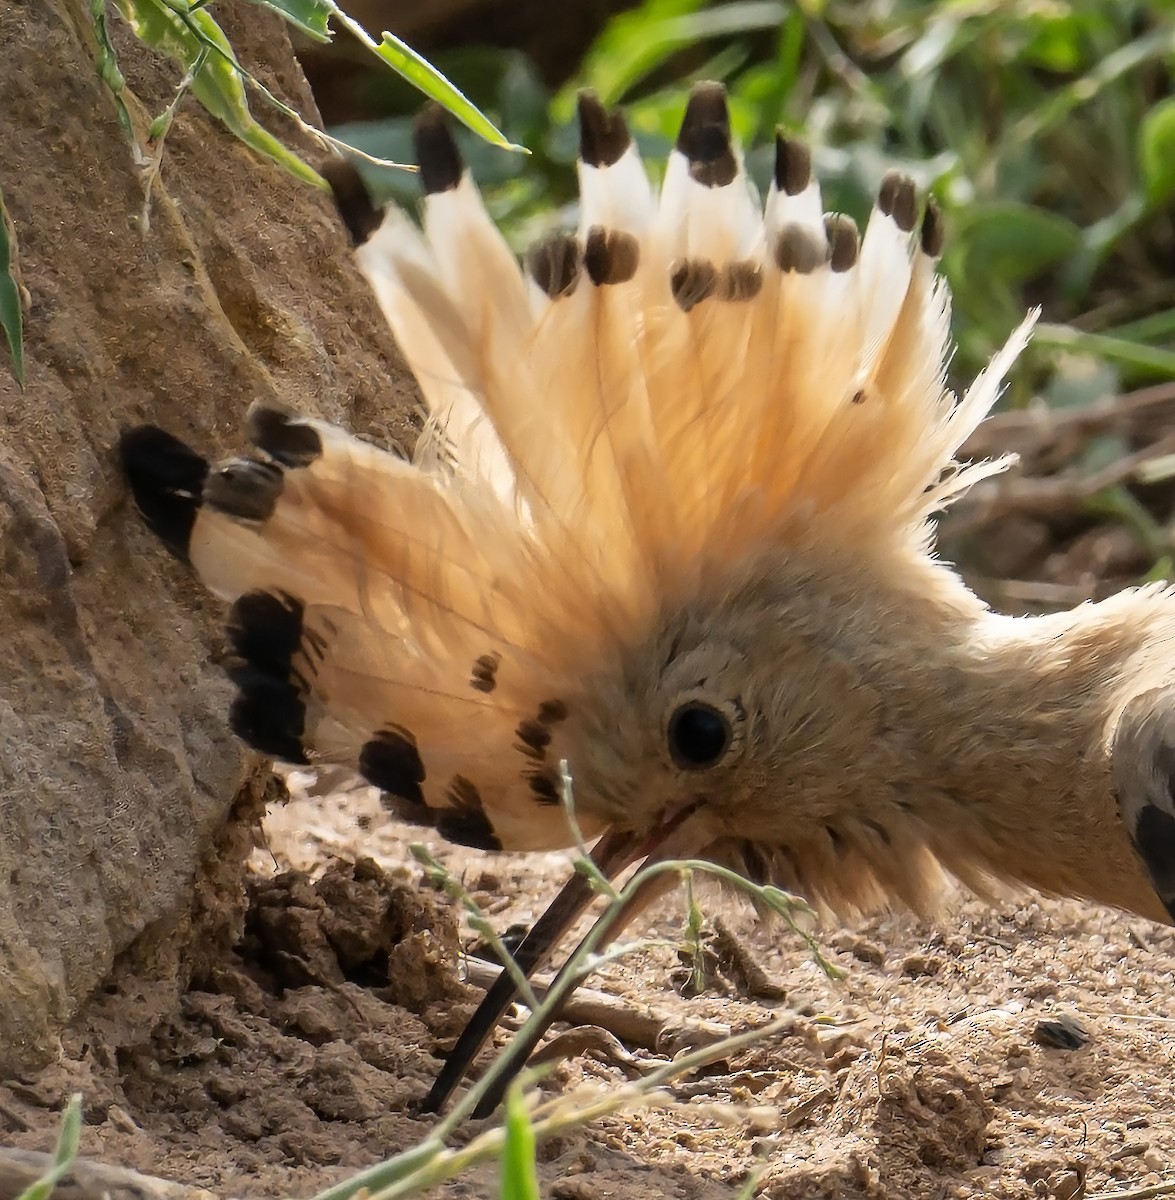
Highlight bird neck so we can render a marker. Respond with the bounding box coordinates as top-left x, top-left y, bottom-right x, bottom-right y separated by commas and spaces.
898, 586, 1175, 921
